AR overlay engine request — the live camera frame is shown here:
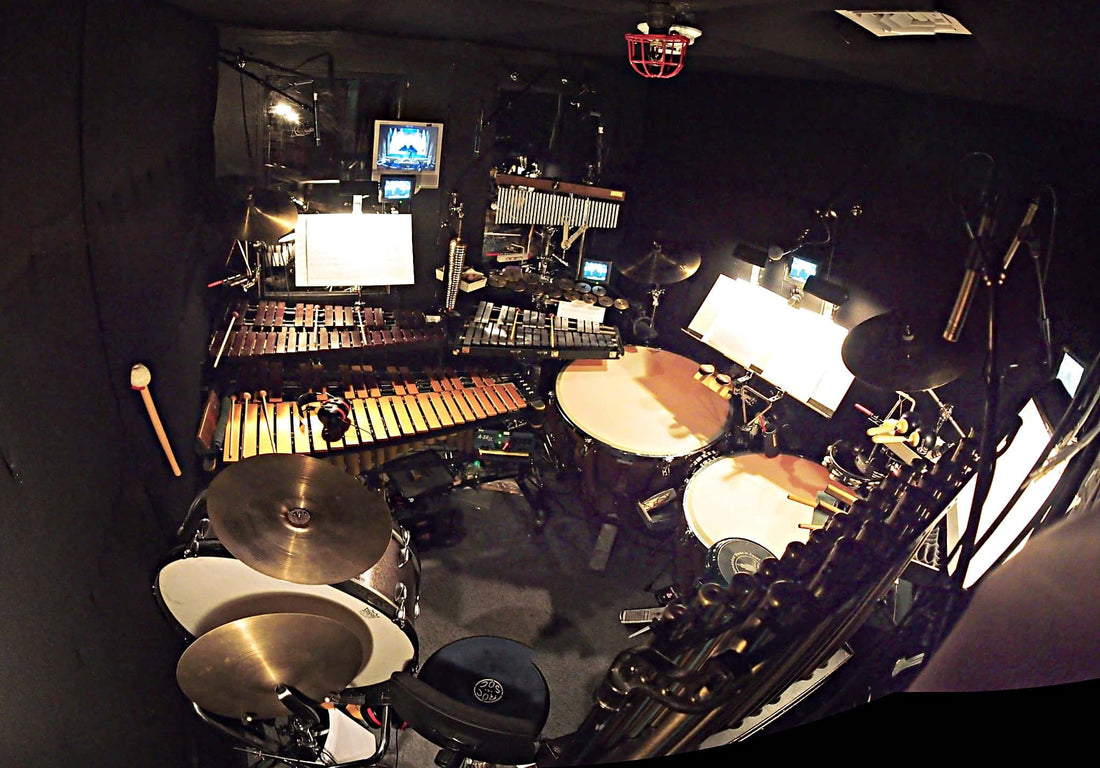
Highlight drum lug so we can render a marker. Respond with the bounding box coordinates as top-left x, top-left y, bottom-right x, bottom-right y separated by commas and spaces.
397, 526, 412, 568
661, 457, 674, 478
580, 437, 594, 457
185, 519, 211, 557
414, 593, 421, 619
394, 582, 408, 627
